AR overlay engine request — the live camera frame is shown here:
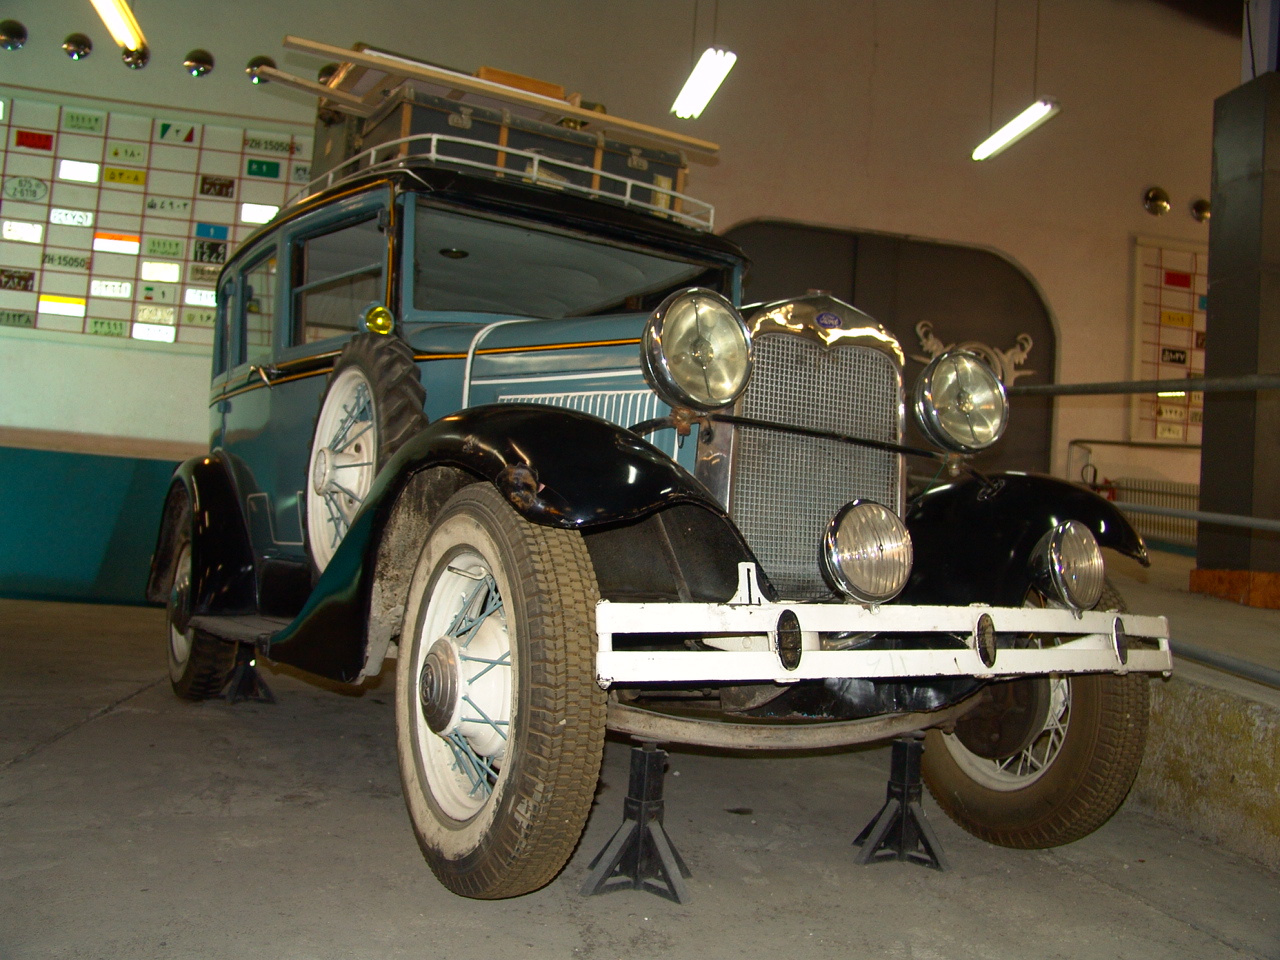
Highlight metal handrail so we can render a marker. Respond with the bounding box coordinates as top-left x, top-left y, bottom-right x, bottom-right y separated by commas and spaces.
1114, 501, 1280, 534
288, 133, 715, 230
1008, 372, 1280, 397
